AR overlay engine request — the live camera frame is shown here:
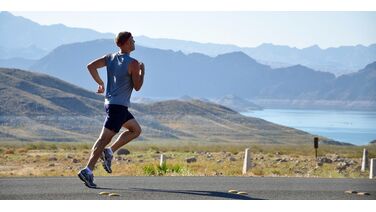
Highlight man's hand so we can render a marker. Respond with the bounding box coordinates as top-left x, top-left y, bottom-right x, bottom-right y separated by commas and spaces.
97, 83, 105, 94
130, 60, 144, 91
139, 62, 145, 76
